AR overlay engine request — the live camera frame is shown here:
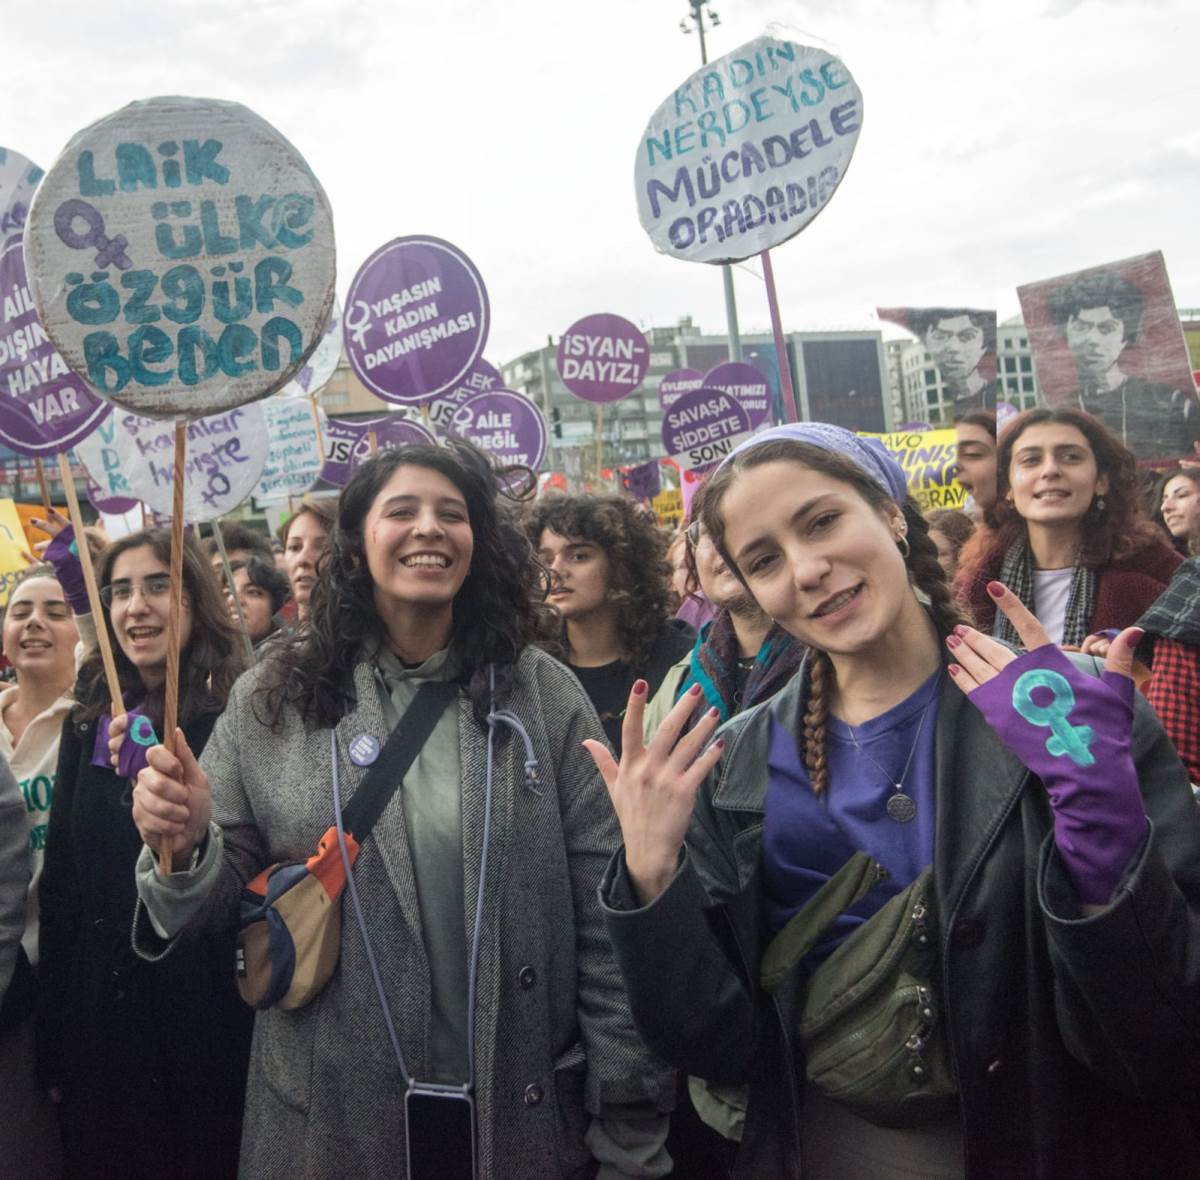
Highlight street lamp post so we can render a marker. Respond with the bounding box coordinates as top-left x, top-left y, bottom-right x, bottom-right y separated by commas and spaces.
680, 0, 743, 363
